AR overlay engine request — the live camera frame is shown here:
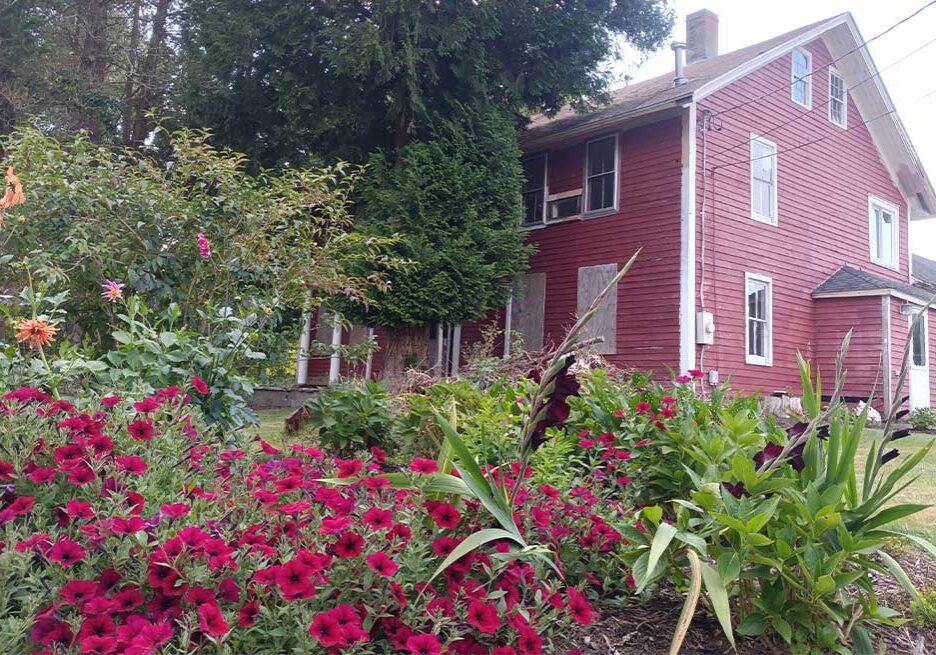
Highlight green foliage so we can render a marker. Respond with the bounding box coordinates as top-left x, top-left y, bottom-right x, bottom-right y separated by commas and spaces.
626, 349, 936, 654
176, 0, 674, 167
910, 589, 936, 628
305, 381, 395, 454
1, 126, 399, 381
352, 105, 531, 327
909, 407, 936, 431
